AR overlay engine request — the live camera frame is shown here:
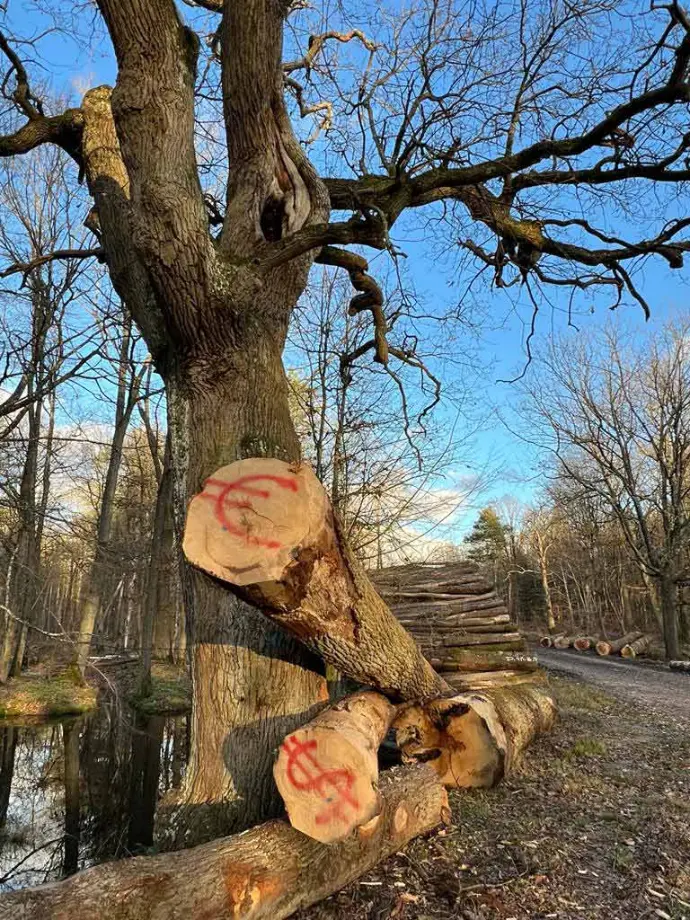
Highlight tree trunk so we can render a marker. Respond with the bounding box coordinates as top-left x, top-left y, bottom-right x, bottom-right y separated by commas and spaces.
140, 436, 173, 694
0, 389, 41, 682
74, 316, 140, 675
0, 764, 448, 920
658, 572, 680, 660
163, 336, 329, 845
151, 444, 179, 663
